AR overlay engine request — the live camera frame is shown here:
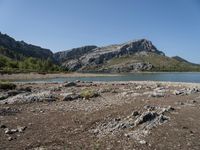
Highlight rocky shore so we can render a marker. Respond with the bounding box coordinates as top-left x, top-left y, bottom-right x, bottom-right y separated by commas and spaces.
0, 81, 200, 149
